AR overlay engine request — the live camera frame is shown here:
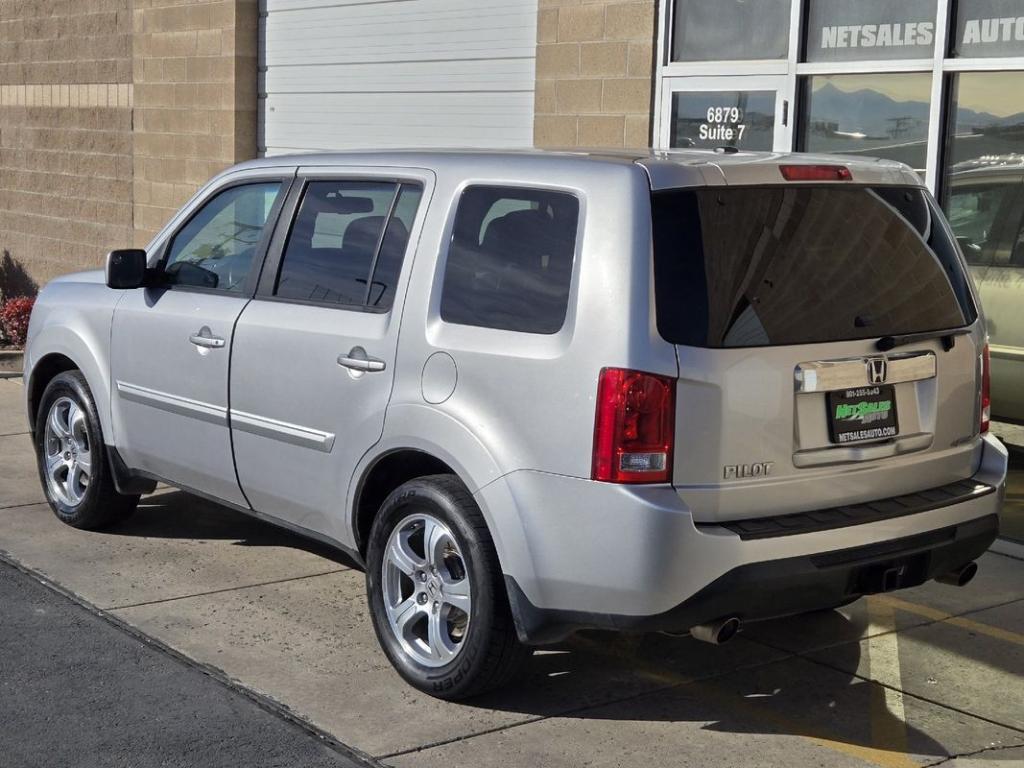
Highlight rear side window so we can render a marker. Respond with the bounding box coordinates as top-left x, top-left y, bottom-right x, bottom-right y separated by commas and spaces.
275, 180, 420, 309
652, 185, 975, 348
441, 186, 579, 334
